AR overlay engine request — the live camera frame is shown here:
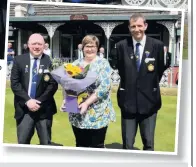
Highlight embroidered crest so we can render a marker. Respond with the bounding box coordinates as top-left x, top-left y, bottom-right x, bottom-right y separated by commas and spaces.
44, 74, 50, 82
148, 64, 154, 71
